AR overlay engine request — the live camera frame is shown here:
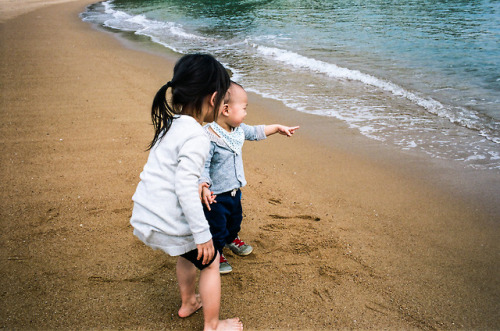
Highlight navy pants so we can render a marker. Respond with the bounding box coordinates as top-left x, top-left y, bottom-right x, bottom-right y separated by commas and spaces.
203, 189, 242, 255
